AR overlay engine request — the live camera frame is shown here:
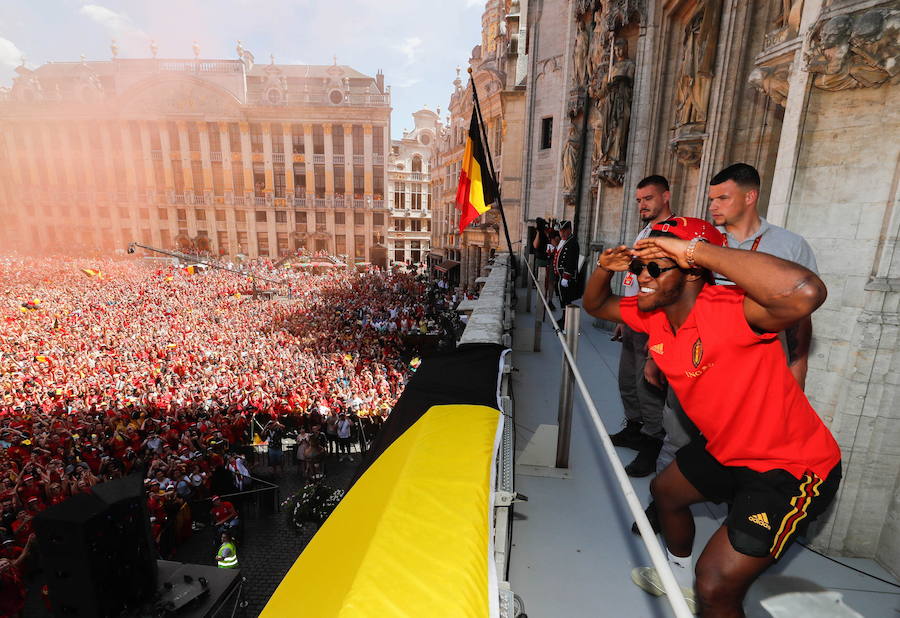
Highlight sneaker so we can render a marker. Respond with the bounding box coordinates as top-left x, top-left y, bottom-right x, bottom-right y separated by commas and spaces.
610, 420, 644, 450
631, 501, 661, 537
631, 567, 697, 614
625, 437, 663, 478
